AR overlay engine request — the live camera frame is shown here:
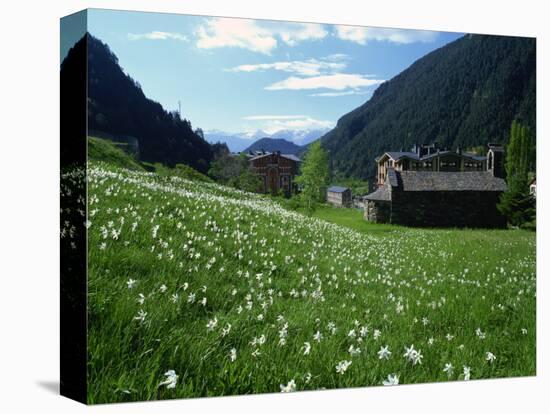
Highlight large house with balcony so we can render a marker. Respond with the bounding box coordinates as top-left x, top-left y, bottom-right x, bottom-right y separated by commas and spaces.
364, 143, 507, 228
375, 143, 488, 187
